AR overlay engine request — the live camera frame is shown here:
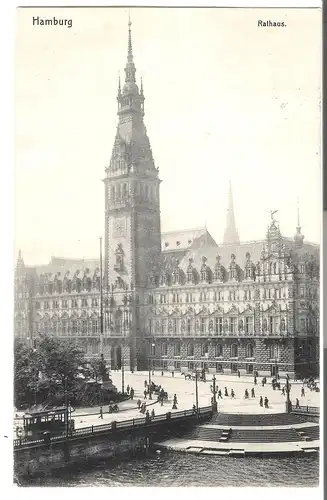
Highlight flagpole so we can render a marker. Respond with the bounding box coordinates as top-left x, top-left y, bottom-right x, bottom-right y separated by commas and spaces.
99, 237, 104, 357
